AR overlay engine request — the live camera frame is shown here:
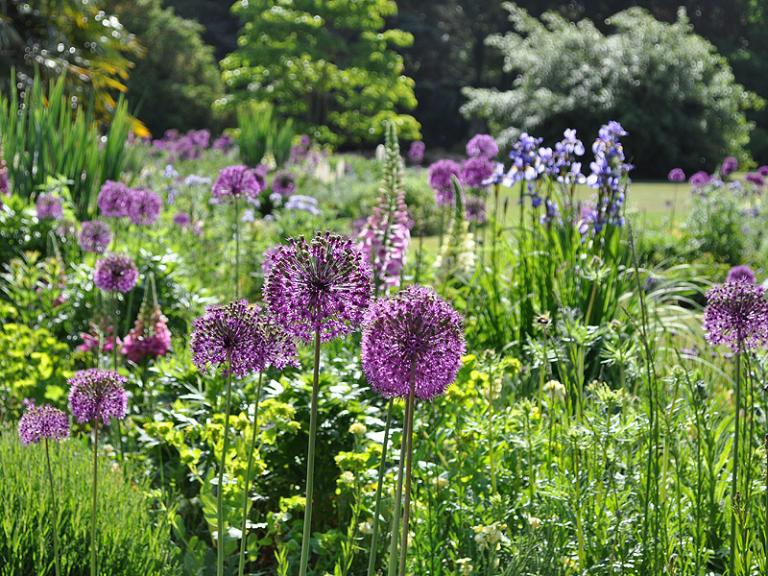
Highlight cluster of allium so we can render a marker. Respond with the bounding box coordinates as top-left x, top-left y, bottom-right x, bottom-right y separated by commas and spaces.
358, 191, 411, 290
152, 129, 211, 161
667, 168, 686, 182
586, 121, 632, 227
127, 188, 162, 225
36, 193, 63, 220
407, 141, 425, 164
122, 306, 171, 363
212, 134, 234, 152
94, 254, 139, 293
79, 220, 112, 253
503, 132, 543, 185
704, 281, 768, 350
212, 165, 263, 202
720, 156, 739, 177
466, 134, 498, 160
361, 286, 464, 400
264, 233, 372, 342
68, 369, 128, 424
727, 265, 756, 284
18, 403, 70, 444
461, 157, 495, 188
271, 171, 297, 197
428, 159, 462, 205
290, 135, 312, 164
